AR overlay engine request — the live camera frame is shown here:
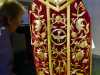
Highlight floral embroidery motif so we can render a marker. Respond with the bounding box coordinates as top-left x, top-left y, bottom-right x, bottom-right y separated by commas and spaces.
29, 0, 91, 75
